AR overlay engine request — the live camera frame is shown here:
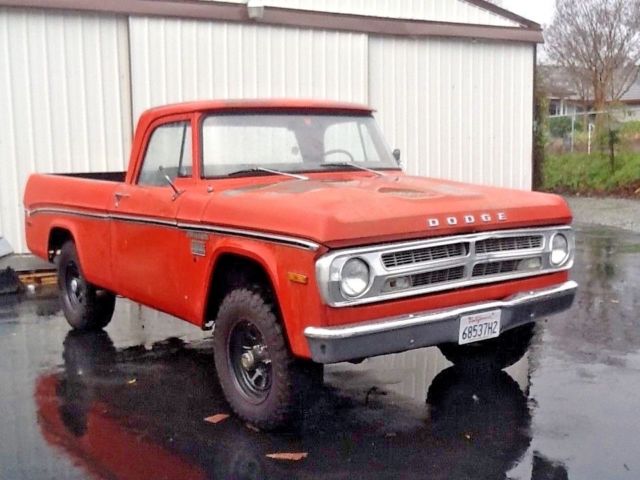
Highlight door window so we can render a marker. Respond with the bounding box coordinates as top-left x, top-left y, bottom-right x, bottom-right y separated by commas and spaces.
138, 121, 192, 186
